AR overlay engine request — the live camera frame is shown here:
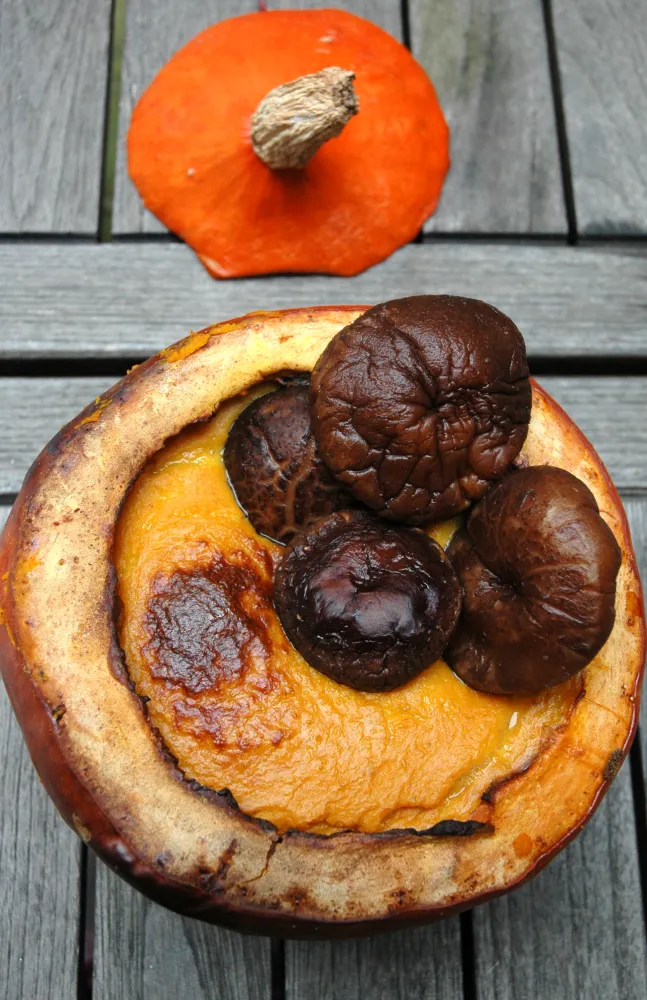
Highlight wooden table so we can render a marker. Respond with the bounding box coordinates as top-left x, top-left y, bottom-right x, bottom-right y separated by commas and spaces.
1, 2, 646, 998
